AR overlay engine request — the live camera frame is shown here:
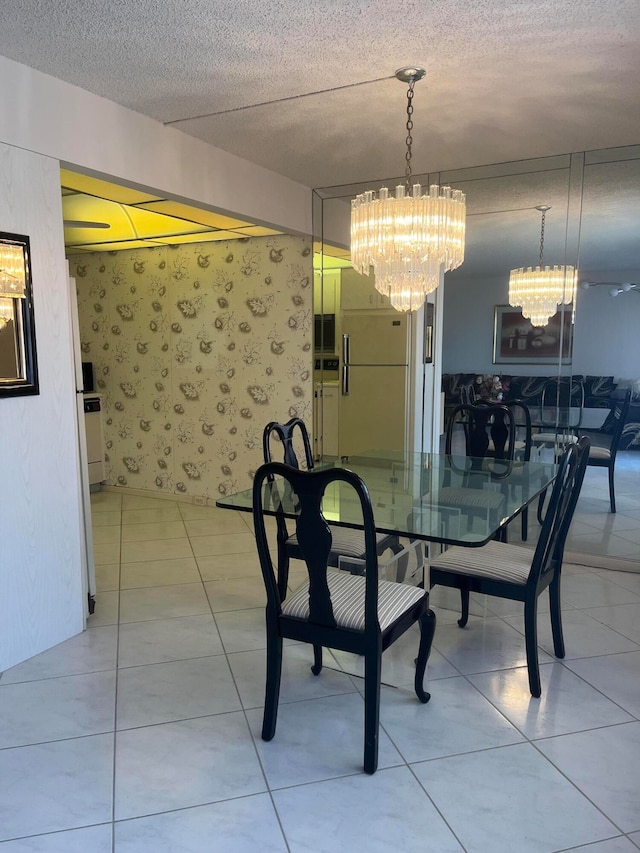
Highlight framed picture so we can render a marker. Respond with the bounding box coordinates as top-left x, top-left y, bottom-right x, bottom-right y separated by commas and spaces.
0, 232, 39, 398
493, 305, 573, 365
